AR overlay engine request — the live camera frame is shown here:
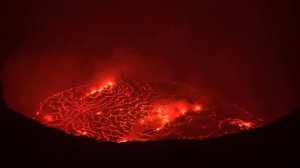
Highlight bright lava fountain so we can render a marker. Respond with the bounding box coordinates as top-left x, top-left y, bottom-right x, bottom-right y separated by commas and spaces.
35, 75, 261, 143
